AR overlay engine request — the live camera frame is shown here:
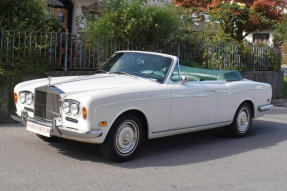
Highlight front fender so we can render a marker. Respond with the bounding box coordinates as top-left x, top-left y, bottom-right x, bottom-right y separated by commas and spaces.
93, 103, 150, 143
